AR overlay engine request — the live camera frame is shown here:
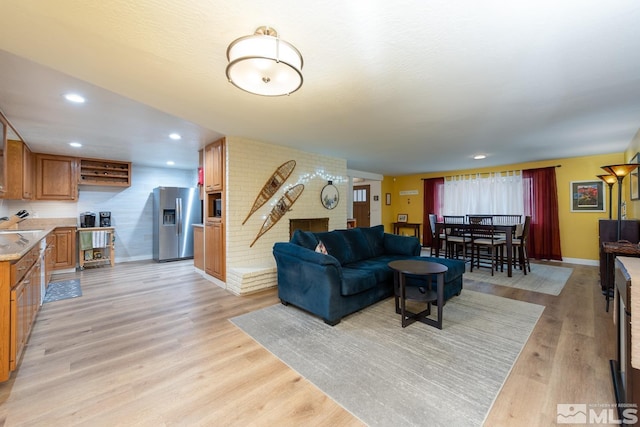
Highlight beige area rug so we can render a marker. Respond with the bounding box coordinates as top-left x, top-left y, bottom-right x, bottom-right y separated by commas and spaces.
463, 263, 573, 296
231, 291, 544, 427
